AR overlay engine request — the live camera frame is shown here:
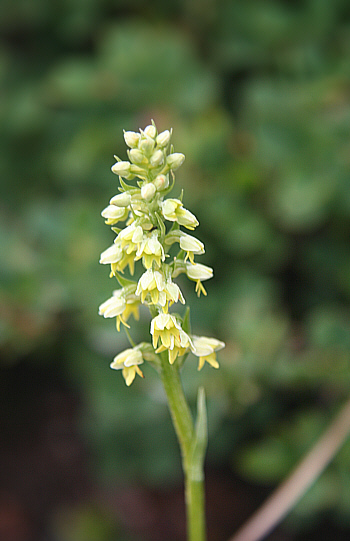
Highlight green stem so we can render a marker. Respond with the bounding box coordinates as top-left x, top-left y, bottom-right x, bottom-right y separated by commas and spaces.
159, 351, 206, 541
